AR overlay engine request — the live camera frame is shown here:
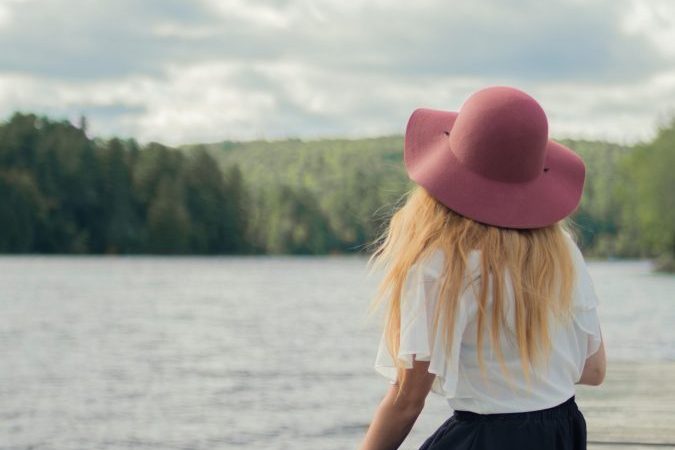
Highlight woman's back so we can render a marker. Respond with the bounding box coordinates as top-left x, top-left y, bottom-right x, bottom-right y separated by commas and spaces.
374, 231, 603, 414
